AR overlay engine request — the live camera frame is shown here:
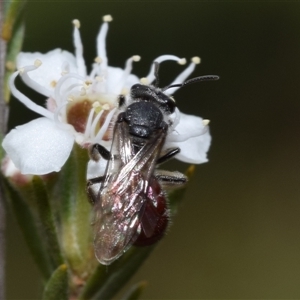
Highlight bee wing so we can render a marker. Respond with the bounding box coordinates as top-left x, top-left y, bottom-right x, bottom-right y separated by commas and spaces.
93, 120, 167, 265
